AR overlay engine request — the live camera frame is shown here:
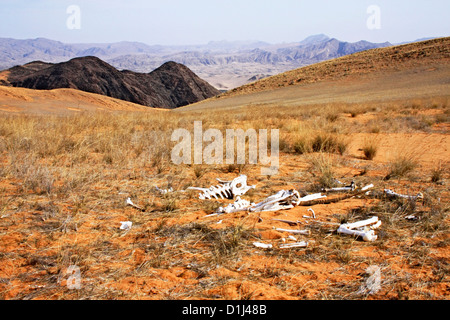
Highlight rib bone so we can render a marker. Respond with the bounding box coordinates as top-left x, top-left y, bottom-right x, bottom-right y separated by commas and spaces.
189, 175, 255, 200
337, 216, 381, 242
